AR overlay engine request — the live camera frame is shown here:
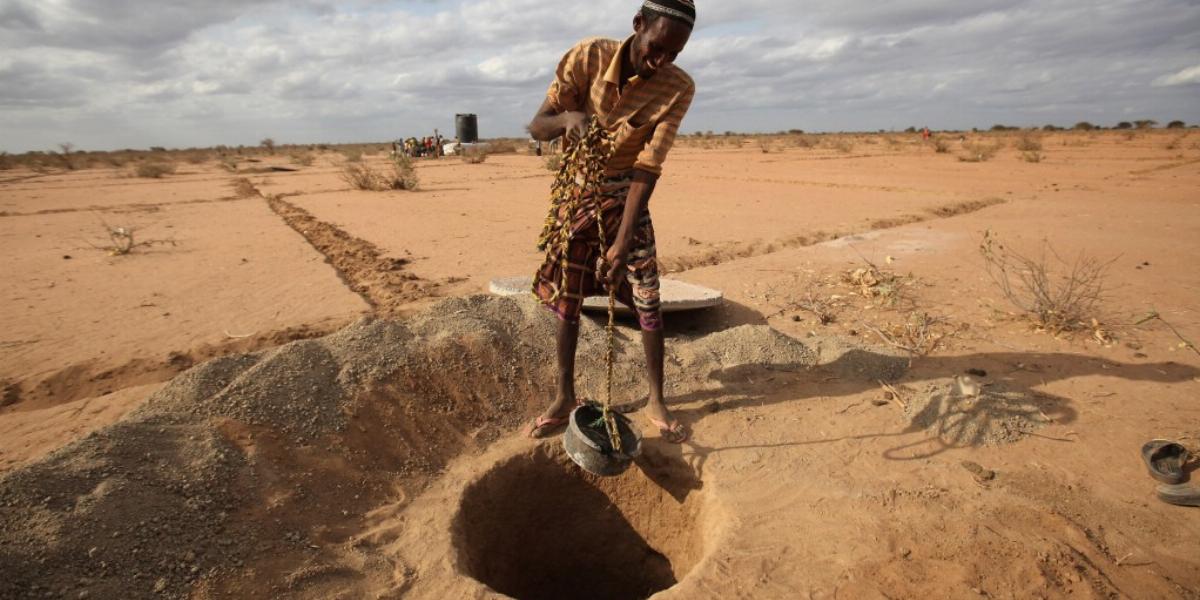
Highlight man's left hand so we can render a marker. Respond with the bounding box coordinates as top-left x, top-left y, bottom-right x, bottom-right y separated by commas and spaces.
604, 243, 629, 287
